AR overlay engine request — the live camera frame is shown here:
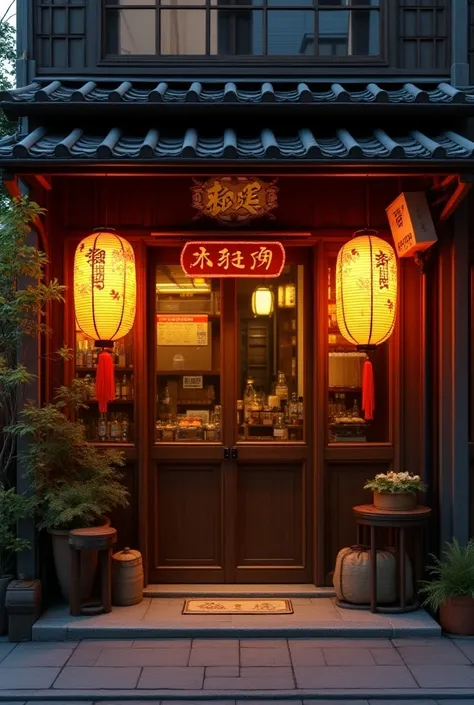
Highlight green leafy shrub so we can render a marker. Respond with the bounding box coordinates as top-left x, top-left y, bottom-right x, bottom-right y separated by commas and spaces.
0, 485, 36, 575
12, 377, 129, 530
364, 471, 426, 494
419, 539, 474, 611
